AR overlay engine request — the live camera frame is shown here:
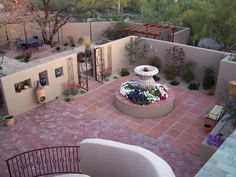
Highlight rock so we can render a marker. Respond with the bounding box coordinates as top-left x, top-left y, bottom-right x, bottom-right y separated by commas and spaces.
198, 37, 223, 51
